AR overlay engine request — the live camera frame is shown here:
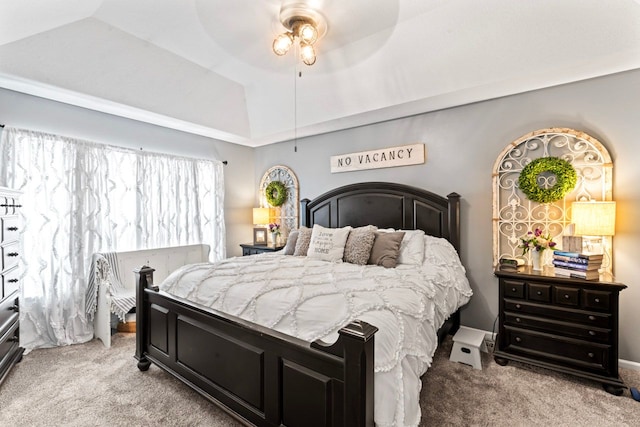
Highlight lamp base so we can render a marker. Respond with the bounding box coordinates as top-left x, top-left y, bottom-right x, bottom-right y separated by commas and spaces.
562, 236, 583, 253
